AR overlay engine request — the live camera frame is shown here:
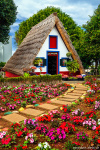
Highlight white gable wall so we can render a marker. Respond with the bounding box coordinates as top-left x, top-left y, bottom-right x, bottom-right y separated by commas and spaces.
34, 26, 72, 73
